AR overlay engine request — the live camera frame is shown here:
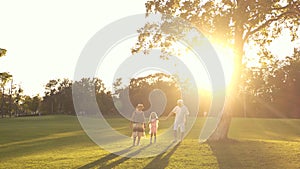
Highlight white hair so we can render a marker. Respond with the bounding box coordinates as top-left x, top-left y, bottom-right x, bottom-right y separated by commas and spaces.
177, 99, 184, 104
